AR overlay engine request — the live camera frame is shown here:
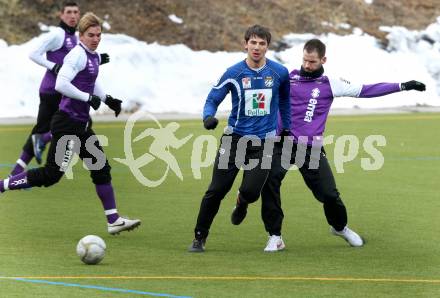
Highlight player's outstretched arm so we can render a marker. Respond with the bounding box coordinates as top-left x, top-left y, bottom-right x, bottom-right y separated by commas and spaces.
330, 77, 425, 99
358, 80, 426, 98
